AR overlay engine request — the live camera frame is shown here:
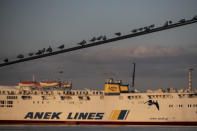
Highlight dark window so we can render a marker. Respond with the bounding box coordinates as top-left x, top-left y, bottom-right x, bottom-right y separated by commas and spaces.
7, 101, 13, 104
188, 104, 192, 107
0, 101, 4, 104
